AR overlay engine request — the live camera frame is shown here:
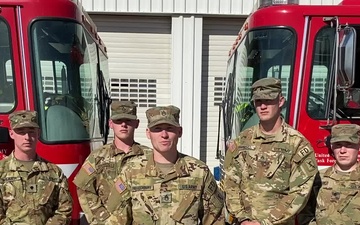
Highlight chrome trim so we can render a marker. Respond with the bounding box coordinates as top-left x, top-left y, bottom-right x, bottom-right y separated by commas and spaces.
293, 16, 309, 129
16, 6, 30, 110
